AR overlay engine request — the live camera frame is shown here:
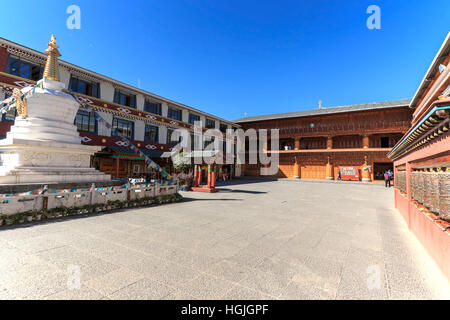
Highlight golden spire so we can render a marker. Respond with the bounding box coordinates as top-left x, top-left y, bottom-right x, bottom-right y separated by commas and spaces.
43, 35, 61, 81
